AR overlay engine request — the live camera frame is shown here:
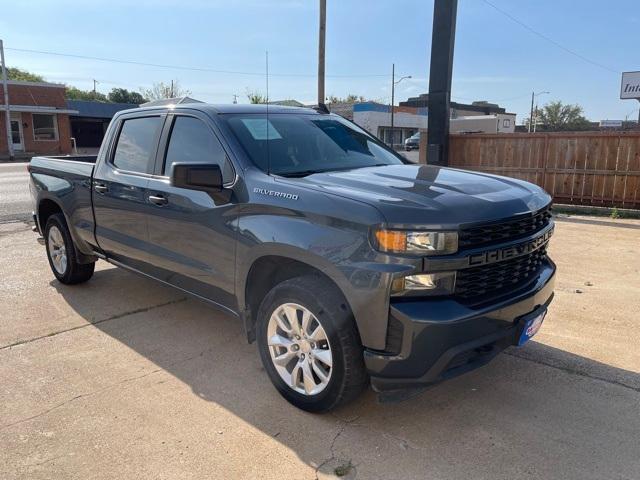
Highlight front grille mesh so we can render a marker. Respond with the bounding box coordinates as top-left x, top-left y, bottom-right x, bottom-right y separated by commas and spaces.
459, 206, 552, 250
455, 246, 548, 302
